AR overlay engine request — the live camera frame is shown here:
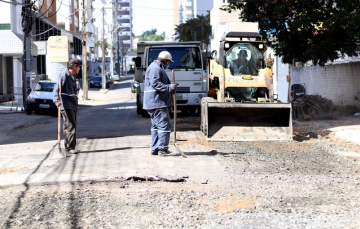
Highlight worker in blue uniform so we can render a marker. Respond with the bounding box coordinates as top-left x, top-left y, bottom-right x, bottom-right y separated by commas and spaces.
143, 51, 177, 156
